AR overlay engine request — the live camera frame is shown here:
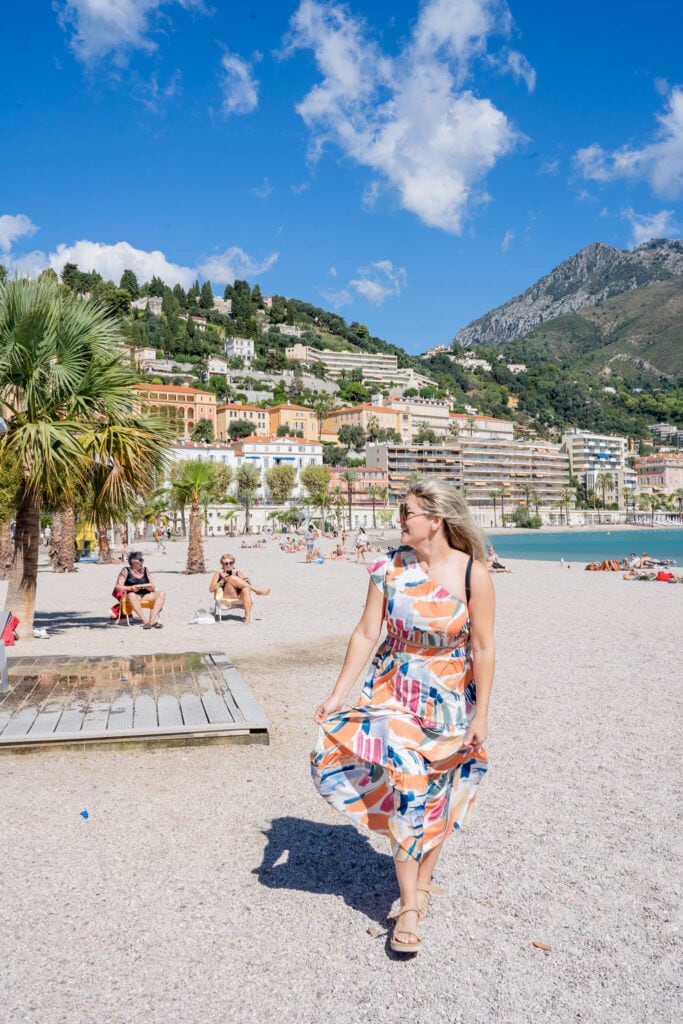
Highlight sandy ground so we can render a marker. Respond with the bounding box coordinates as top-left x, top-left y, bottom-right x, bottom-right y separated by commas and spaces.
0, 534, 680, 1024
